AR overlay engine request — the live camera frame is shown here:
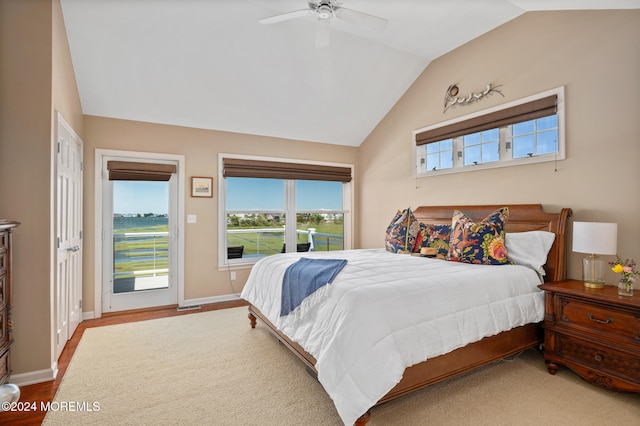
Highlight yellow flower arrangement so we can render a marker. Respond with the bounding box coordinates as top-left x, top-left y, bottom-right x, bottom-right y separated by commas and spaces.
612, 263, 625, 274
609, 256, 639, 293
